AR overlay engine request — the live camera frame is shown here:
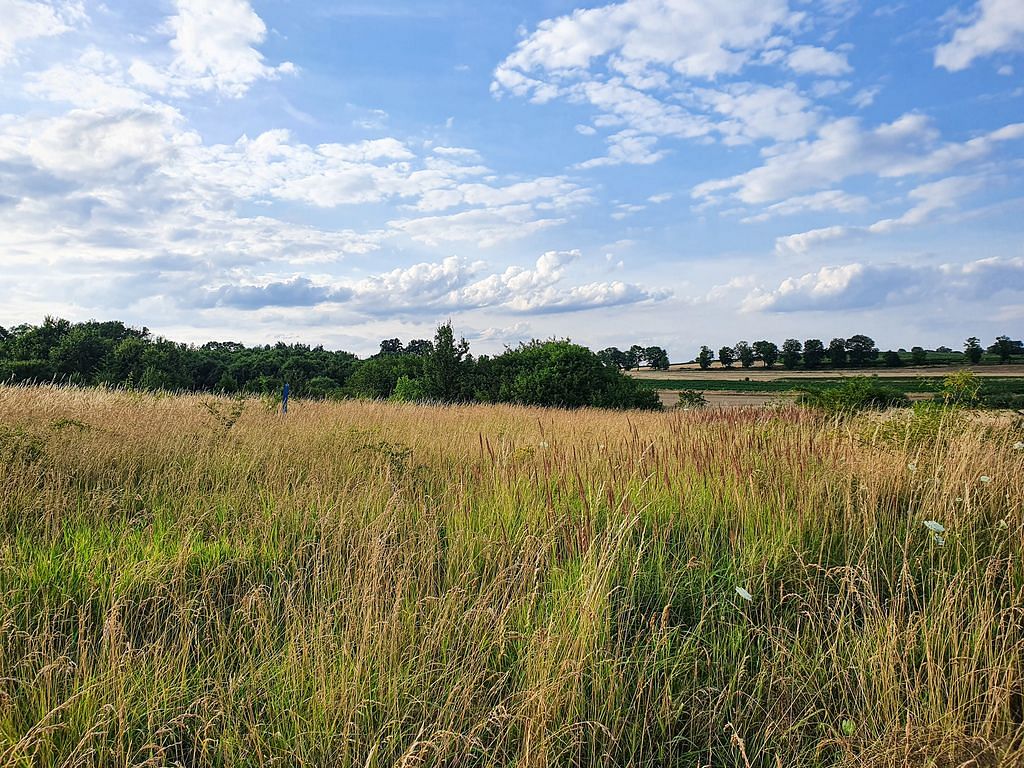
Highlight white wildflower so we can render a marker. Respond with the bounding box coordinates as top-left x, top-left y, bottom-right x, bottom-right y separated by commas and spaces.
923, 520, 946, 534
735, 587, 753, 602
979, 475, 992, 484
